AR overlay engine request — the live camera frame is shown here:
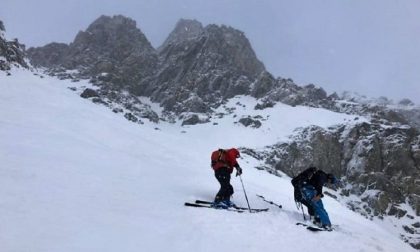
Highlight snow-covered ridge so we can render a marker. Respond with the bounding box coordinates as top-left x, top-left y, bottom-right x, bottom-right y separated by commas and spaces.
0, 68, 416, 252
